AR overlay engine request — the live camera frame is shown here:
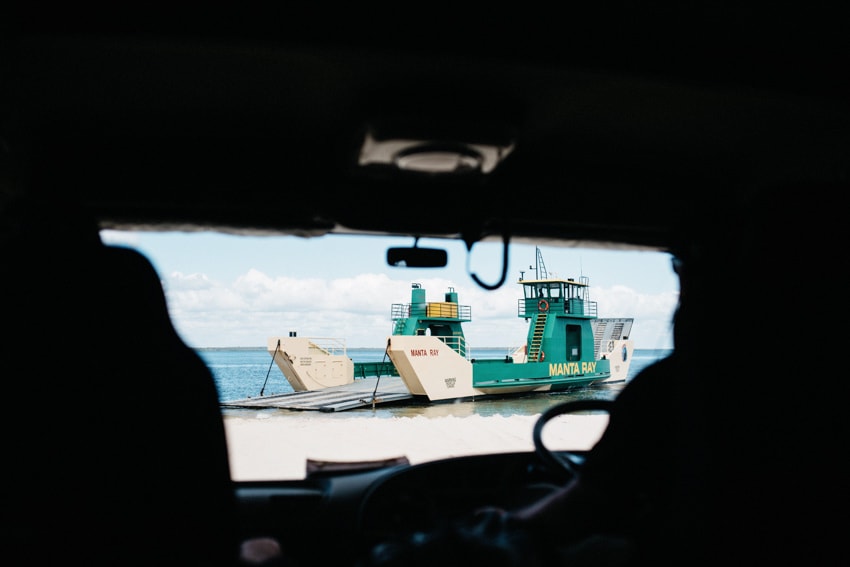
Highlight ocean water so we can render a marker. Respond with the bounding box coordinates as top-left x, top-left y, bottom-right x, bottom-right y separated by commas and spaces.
215, 347, 672, 479
201, 347, 672, 418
